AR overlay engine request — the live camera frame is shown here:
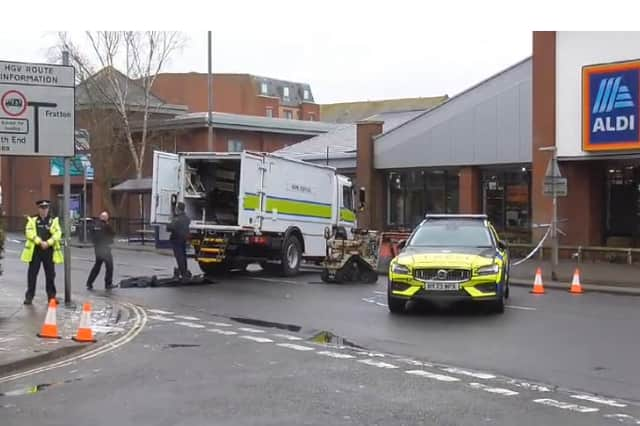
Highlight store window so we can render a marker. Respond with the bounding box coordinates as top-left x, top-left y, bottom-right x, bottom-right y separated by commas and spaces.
605, 165, 640, 239
481, 167, 531, 242
386, 169, 459, 229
